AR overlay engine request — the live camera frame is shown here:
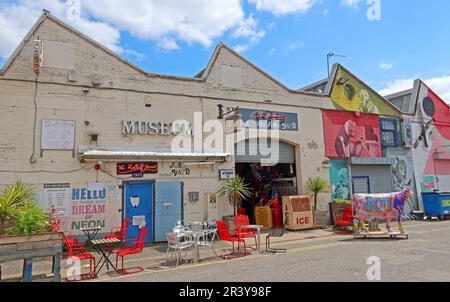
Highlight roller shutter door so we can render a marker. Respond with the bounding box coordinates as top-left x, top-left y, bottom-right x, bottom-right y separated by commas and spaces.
351, 165, 393, 194
235, 139, 295, 164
